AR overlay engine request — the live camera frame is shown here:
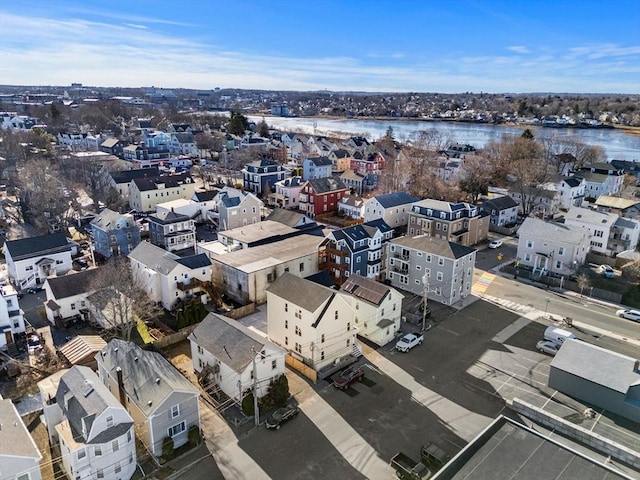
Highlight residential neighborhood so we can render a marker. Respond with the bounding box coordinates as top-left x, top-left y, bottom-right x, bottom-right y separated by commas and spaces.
0, 85, 639, 480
